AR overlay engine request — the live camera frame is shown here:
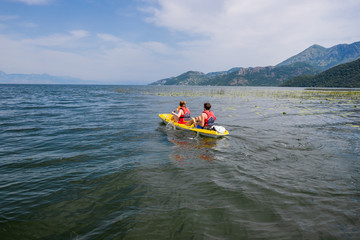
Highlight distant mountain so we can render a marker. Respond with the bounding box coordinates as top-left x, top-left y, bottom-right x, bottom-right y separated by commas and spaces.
152, 71, 206, 85
277, 41, 360, 70
280, 58, 360, 88
150, 62, 320, 86
150, 41, 360, 86
0, 70, 88, 84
